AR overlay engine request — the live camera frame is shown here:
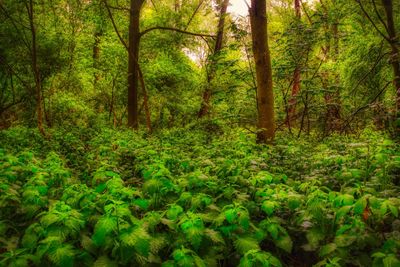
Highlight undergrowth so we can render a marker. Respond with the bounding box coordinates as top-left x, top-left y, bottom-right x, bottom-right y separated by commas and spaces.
0, 126, 399, 267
